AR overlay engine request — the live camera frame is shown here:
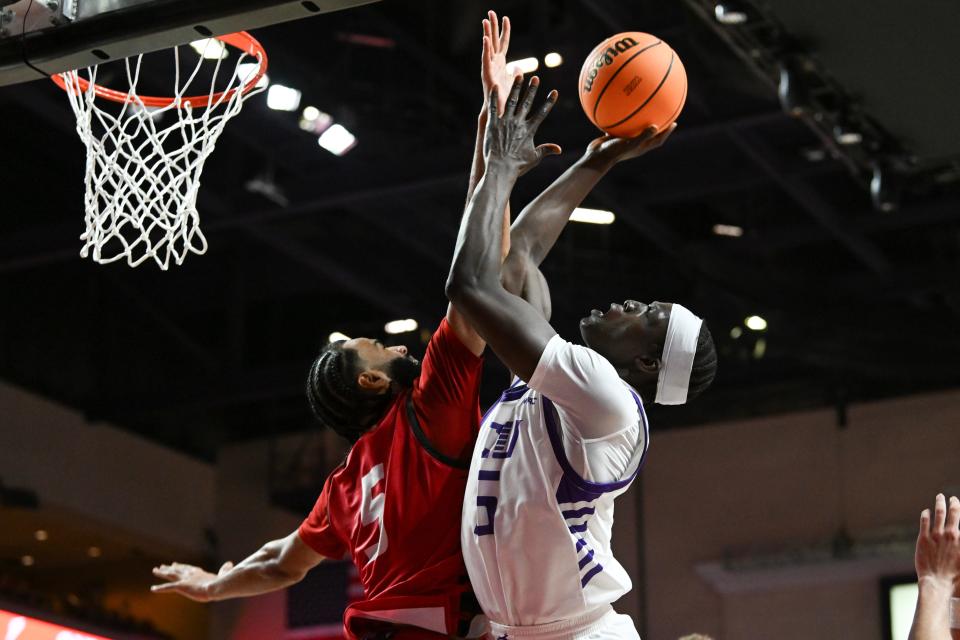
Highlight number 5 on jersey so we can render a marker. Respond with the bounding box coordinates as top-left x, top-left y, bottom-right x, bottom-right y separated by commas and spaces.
360, 464, 387, 561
